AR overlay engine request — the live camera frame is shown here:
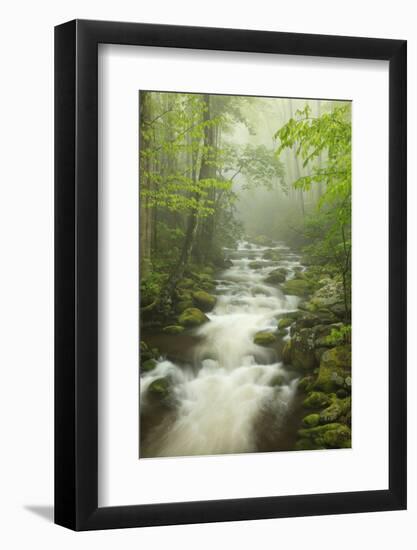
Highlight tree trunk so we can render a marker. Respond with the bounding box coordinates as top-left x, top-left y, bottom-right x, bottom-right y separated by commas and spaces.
139, 92, 152, 278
